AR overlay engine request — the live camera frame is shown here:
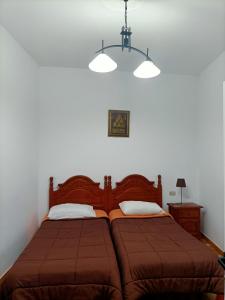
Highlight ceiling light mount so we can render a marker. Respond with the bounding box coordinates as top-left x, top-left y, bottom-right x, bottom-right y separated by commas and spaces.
89, 0, 160, 78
